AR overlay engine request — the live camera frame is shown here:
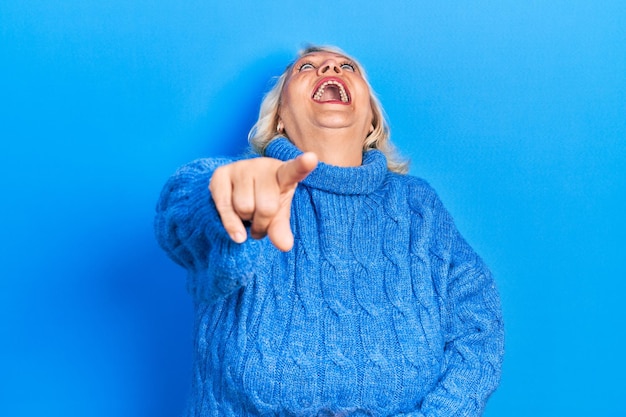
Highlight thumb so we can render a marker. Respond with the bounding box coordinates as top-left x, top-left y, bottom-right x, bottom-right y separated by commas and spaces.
276, 152, 318, 192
